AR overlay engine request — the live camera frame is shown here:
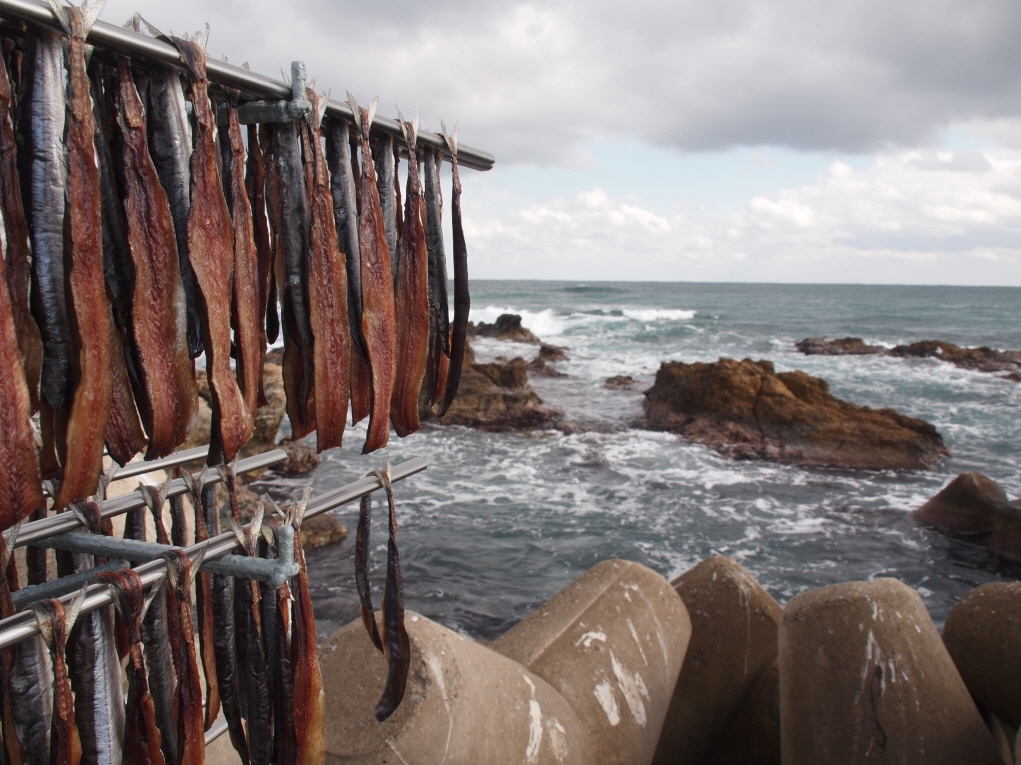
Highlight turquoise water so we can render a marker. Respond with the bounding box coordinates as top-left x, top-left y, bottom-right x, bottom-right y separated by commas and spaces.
273, 281, 1021, 639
